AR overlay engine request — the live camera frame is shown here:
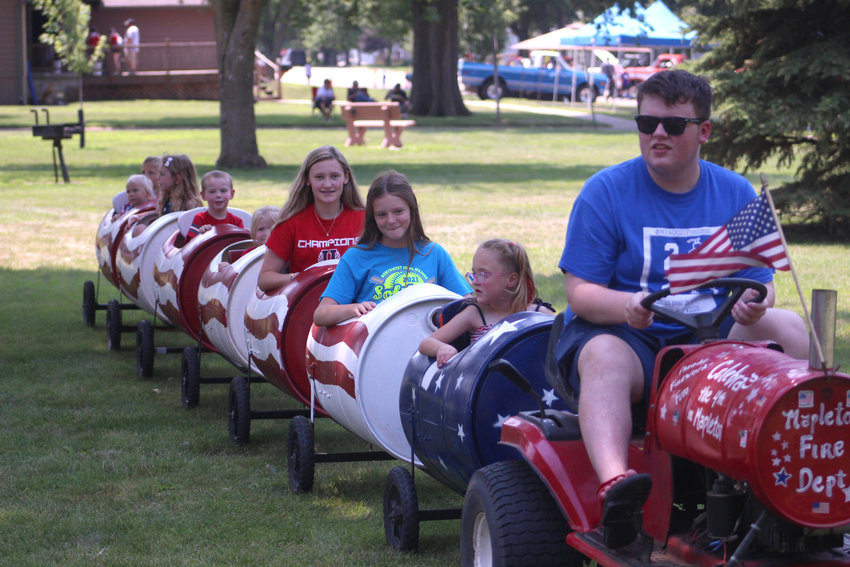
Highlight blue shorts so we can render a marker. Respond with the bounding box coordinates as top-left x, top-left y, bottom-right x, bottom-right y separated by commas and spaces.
554, 315, 735, 406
